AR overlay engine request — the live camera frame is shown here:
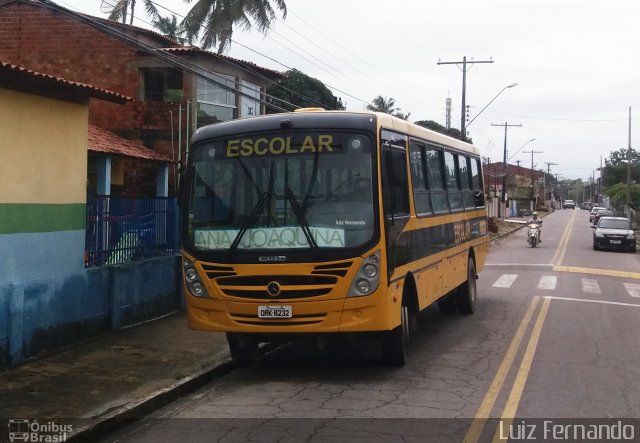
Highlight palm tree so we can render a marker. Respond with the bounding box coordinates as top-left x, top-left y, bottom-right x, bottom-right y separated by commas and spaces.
108, 0, 159, 25
366, 96, 397, 114
366, 96, 410, 119
182, 0, 287, 54
152, 14, 187, 44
